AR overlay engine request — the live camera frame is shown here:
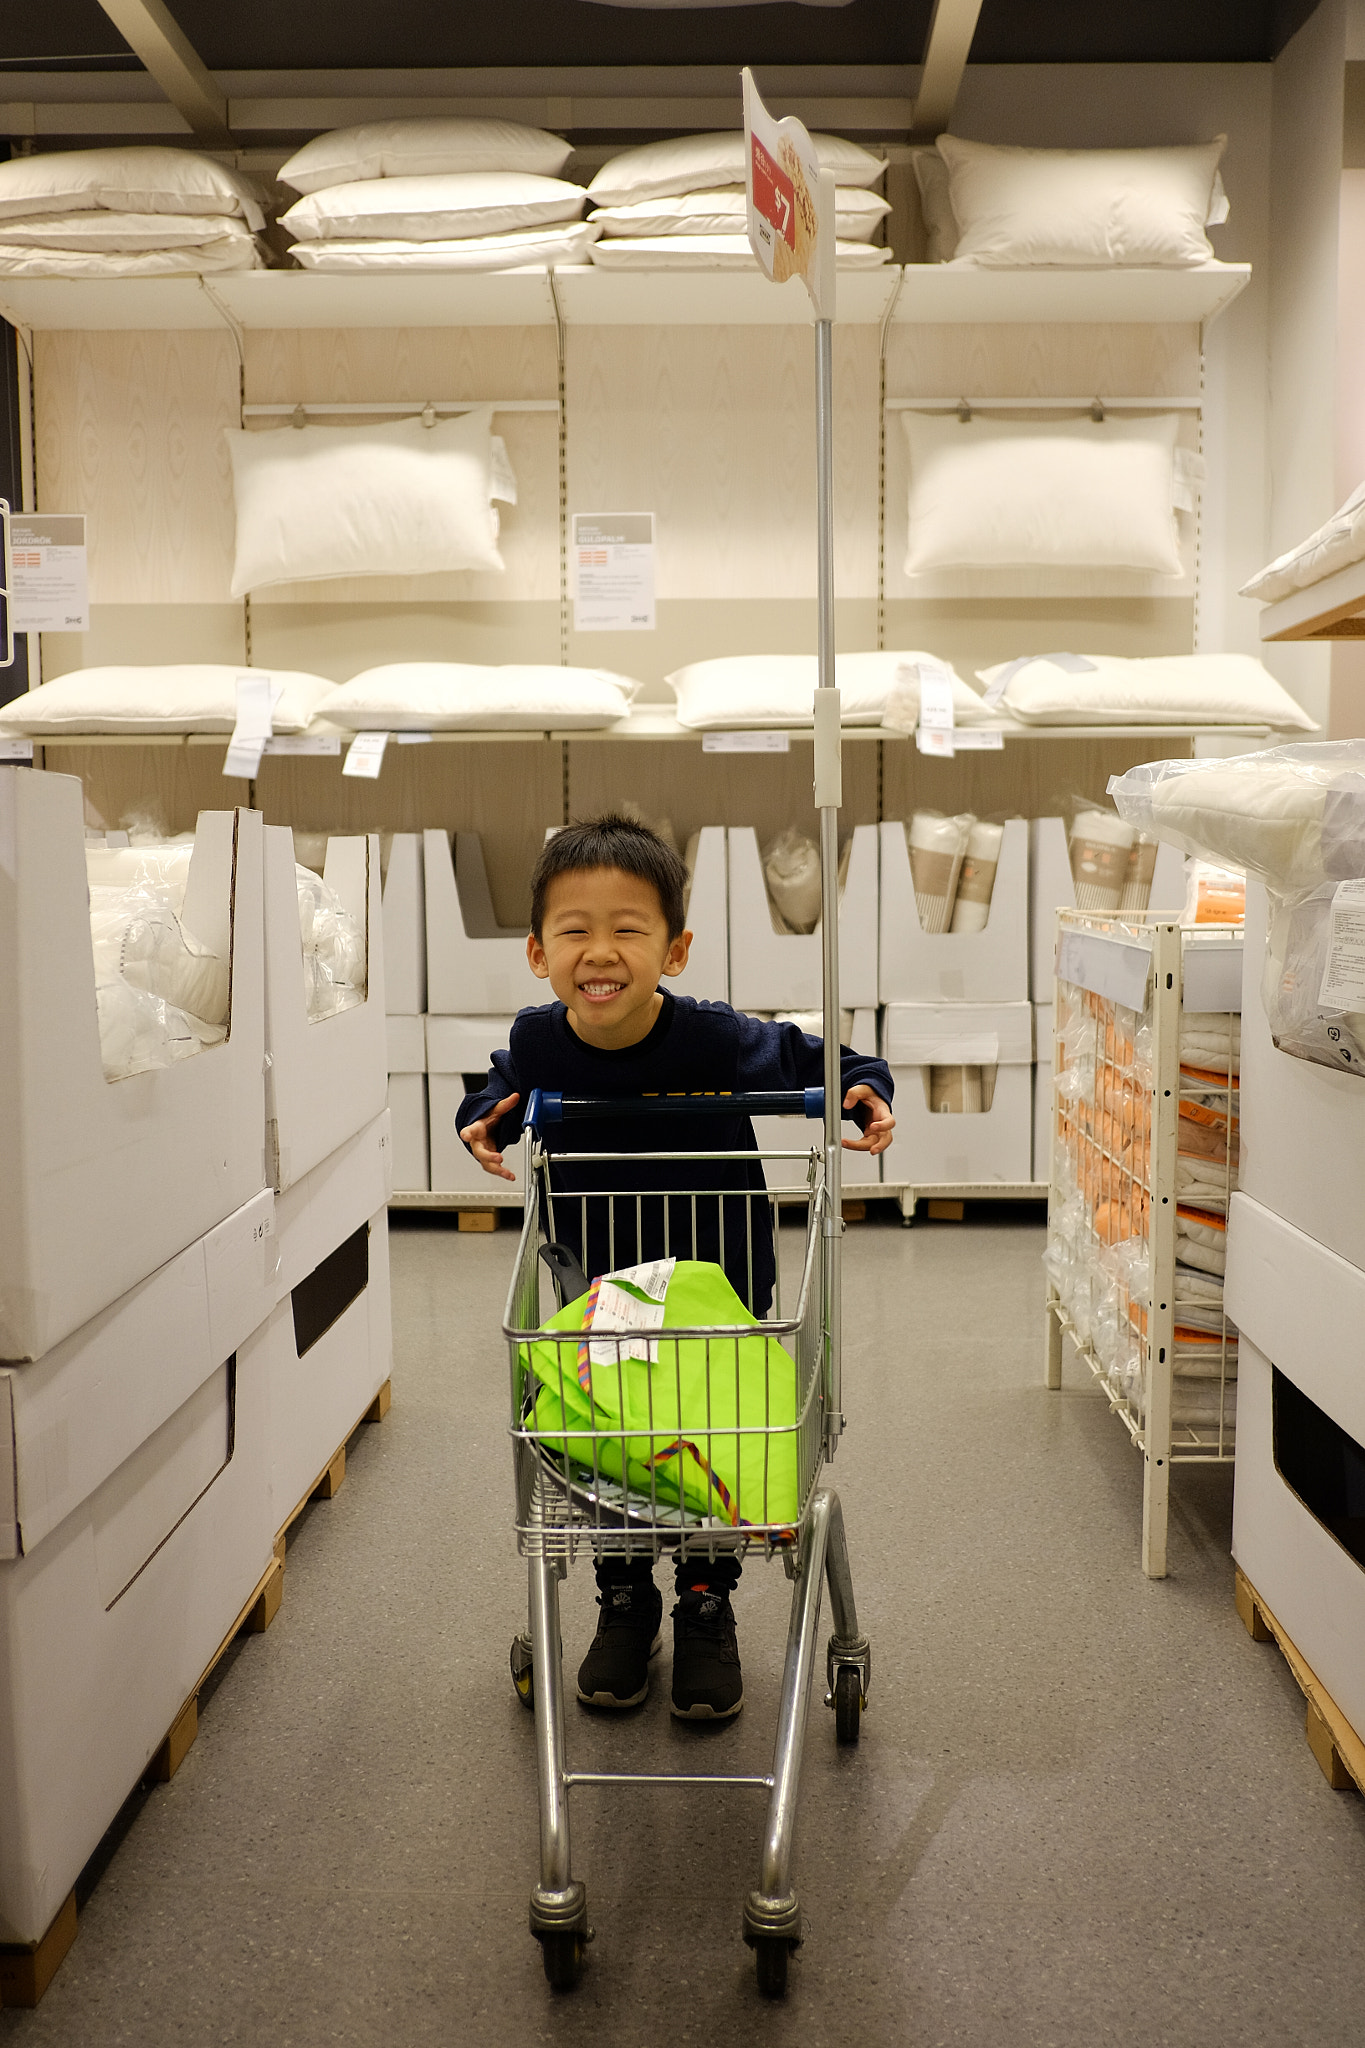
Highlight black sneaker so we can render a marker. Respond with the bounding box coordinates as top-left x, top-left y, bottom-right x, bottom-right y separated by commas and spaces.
670, 1589, 744, 1720
577, 1579, 663, 1709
